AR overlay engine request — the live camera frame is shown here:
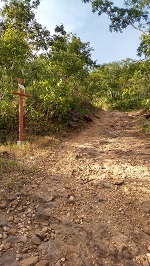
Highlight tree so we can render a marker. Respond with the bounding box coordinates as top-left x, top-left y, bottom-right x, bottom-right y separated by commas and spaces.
26, 25, 96, 127
87, 58, 150, 110
0, 0, 51, 135
82, 0, 150, 58
0, 0, 50, 51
